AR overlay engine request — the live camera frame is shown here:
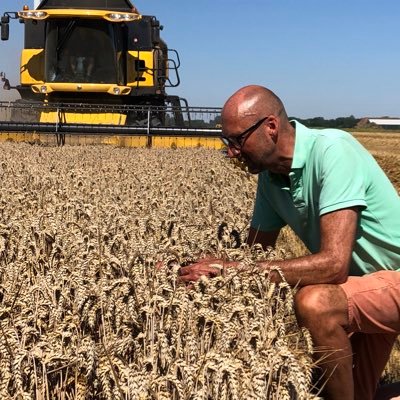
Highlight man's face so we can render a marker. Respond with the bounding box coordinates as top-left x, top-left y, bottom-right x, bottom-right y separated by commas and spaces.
222, 115, 275, 174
